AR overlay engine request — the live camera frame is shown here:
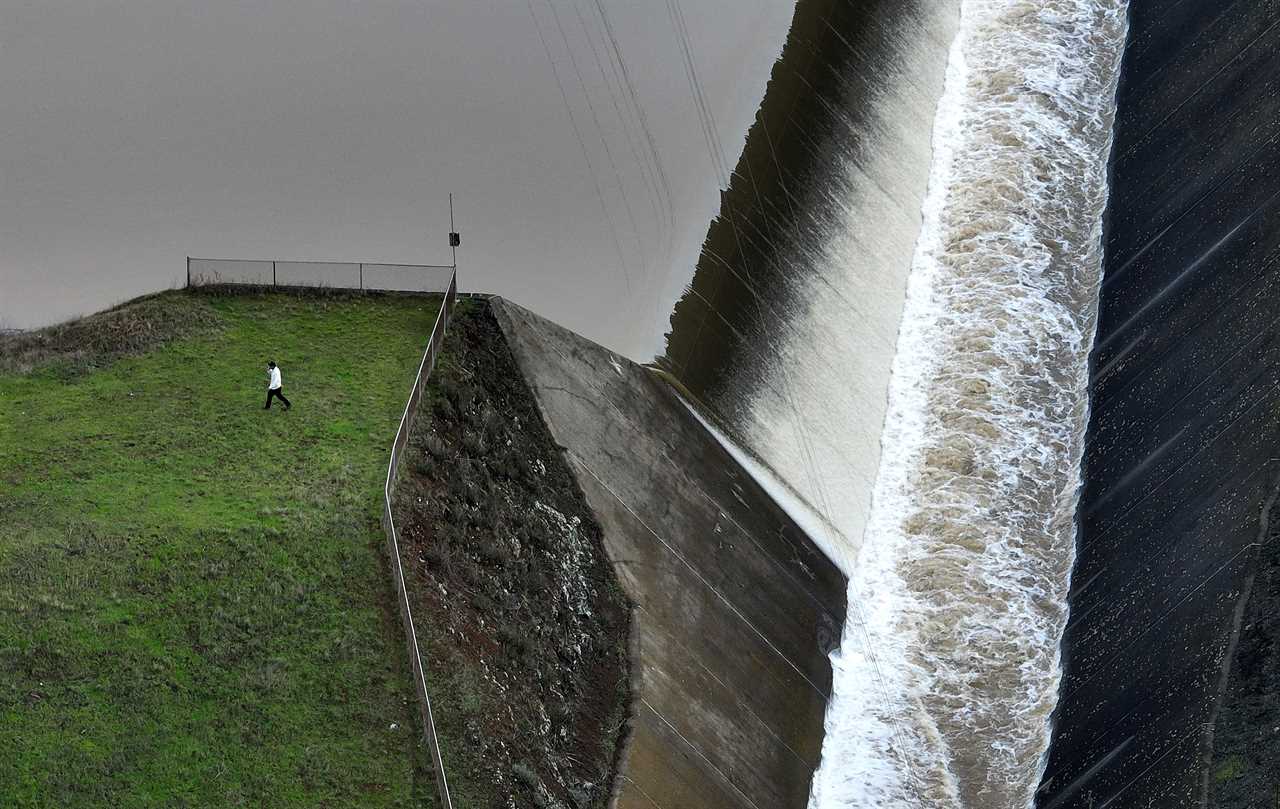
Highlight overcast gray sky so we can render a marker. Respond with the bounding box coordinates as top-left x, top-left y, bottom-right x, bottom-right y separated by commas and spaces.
0, 0, 793, 358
